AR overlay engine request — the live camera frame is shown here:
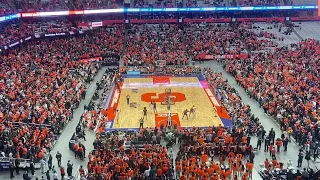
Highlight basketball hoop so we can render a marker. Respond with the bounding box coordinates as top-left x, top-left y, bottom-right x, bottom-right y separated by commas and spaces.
161, 95, 175, 105
165, 88, 171, 95
156, 60, 166, 68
